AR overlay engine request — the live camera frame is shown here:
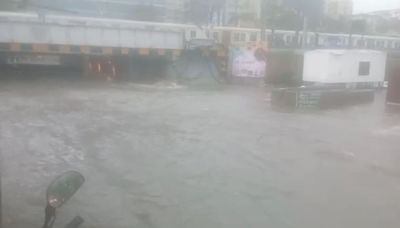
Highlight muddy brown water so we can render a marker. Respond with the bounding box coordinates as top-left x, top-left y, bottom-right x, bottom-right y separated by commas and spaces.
0, 73, 400, 228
